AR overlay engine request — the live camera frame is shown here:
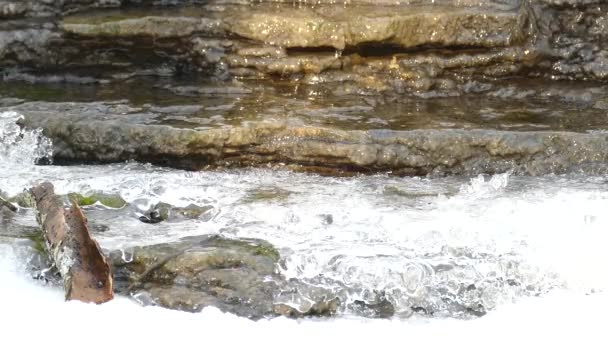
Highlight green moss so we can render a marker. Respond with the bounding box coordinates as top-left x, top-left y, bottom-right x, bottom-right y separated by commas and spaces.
253, 244, 280, 263
26, 230, 47, 256
68, 193, 95, 206
68, 192, 127, 208
8, 192, 35, 208
204, 235, 281, 263
0, 82, 66, 102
